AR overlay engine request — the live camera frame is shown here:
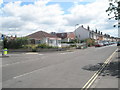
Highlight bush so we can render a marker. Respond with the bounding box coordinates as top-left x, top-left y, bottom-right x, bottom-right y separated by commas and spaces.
3, 37, 28, 49
70, 44, 77, 47
23, 44, 37, 52
83, 38, 95, 47
37, 44, 56, 49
